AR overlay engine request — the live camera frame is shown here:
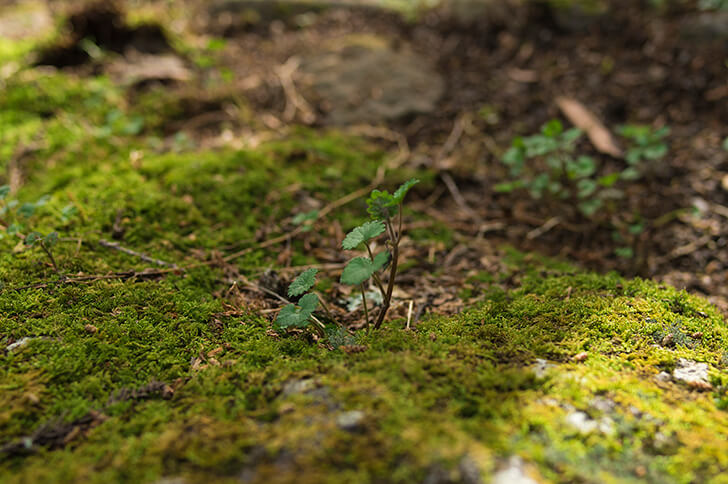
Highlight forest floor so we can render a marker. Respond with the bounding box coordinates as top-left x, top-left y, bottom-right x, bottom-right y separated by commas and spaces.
1, 0, 728, 483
